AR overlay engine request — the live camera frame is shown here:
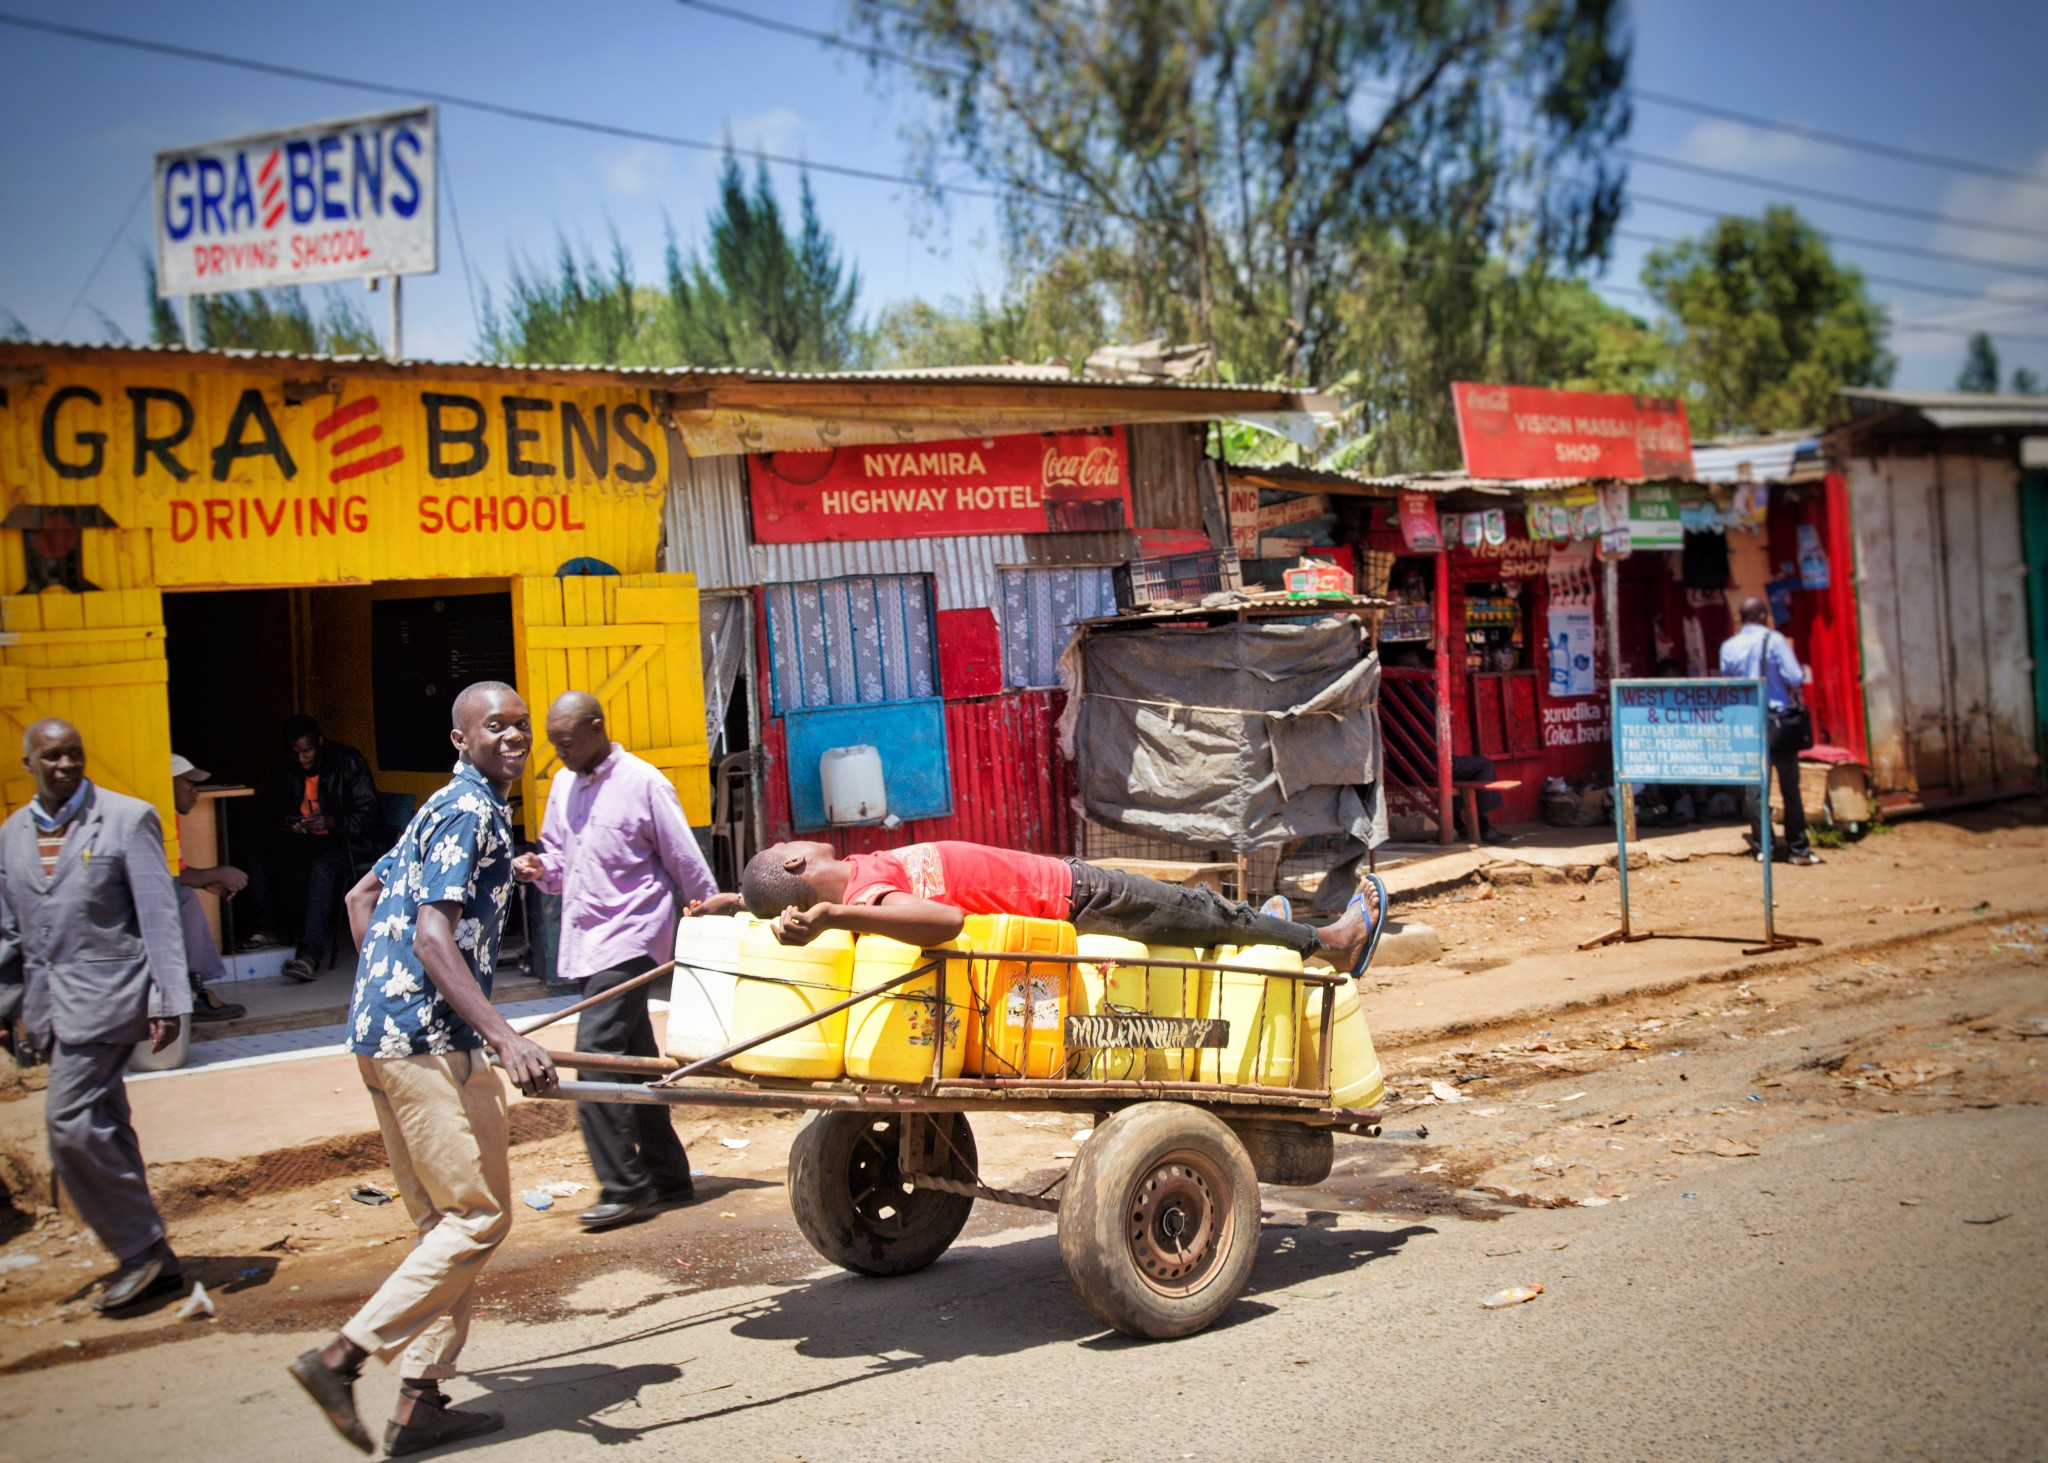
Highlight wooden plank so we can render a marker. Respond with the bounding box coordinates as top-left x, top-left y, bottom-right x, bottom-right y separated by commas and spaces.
1941, 454, 1992, 788
22, 660, 169, 689
1848, 459, 1908, 794
1972, 456, 2039, 785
